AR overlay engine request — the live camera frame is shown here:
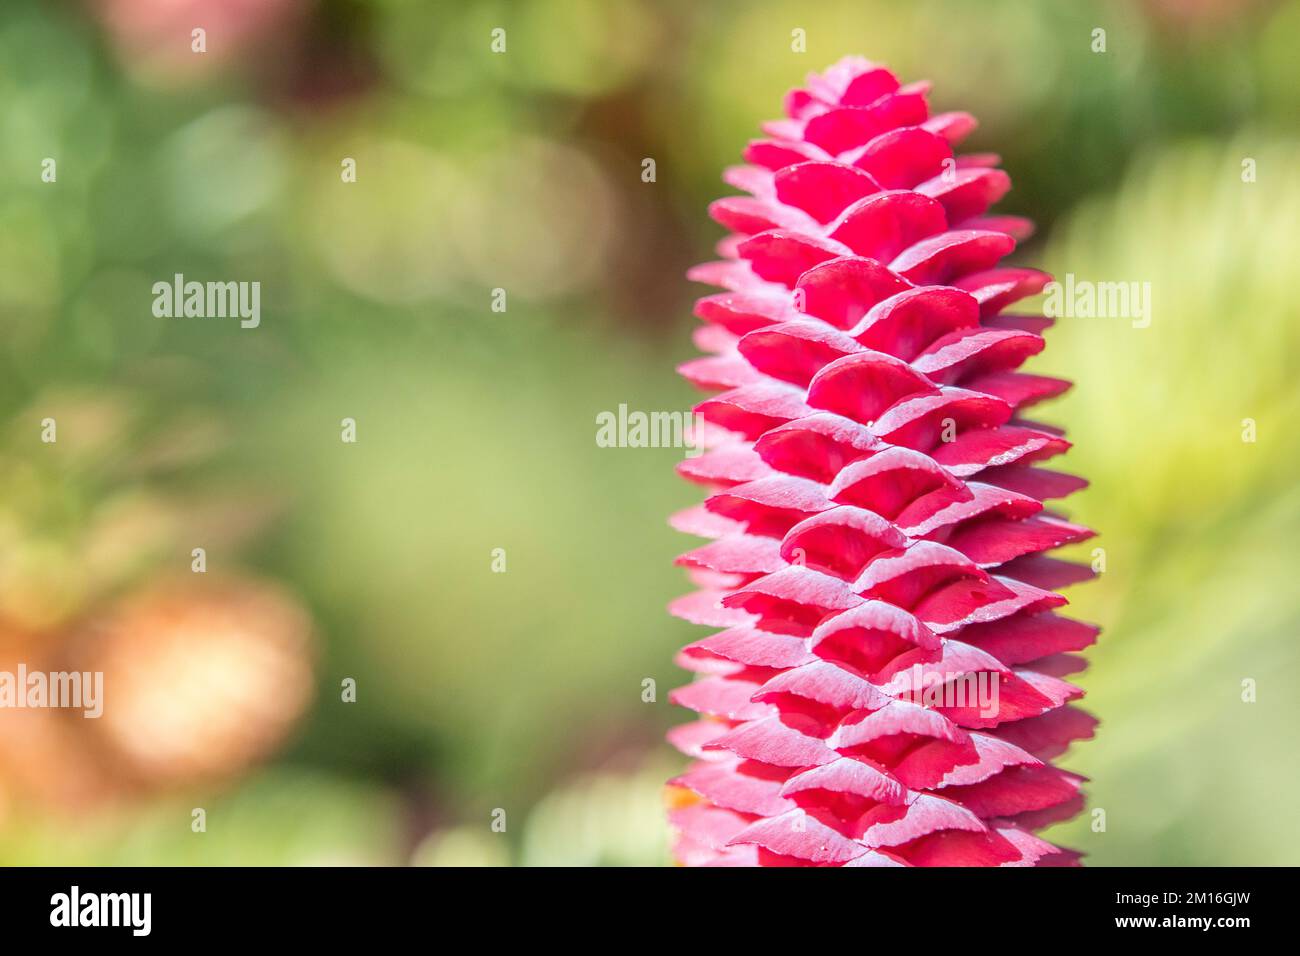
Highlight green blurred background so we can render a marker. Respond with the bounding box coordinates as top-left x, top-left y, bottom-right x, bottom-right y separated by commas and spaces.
0, 0, 1297, 865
